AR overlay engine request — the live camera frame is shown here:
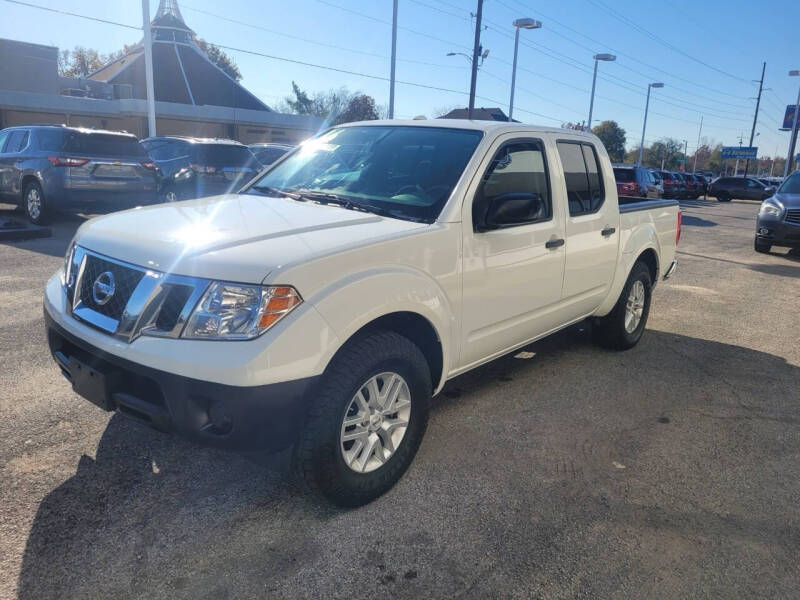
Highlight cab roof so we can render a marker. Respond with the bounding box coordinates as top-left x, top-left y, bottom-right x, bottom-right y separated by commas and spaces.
336, 118, 598, 139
